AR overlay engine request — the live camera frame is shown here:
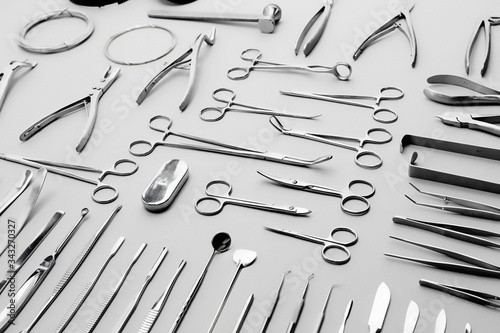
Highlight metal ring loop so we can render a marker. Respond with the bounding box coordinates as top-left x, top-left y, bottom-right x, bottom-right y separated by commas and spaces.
104, 24, 177, 66
18, 9, 94, 53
